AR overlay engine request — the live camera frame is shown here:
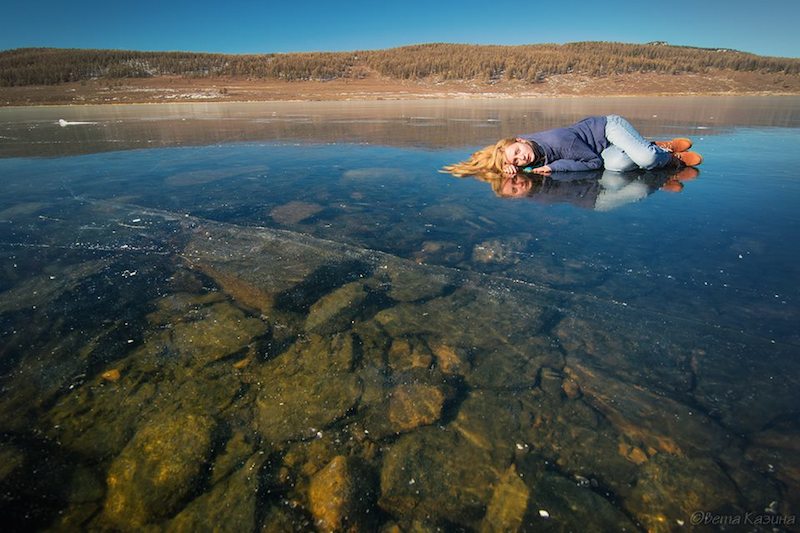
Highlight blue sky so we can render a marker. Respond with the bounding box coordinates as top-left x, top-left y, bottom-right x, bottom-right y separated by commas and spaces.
3, 0, 799, 58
